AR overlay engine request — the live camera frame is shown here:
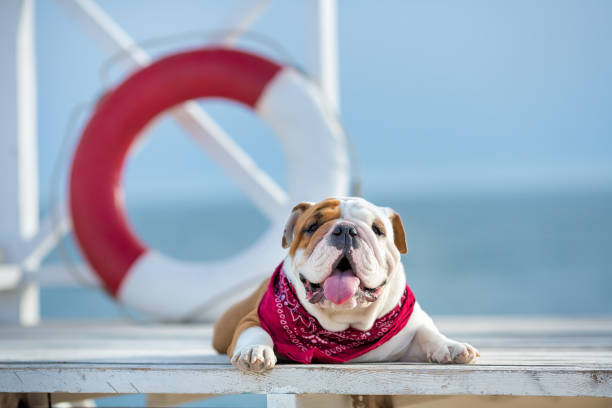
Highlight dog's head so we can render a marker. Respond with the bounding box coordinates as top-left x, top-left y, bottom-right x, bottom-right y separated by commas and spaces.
282, 197, 407, 313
